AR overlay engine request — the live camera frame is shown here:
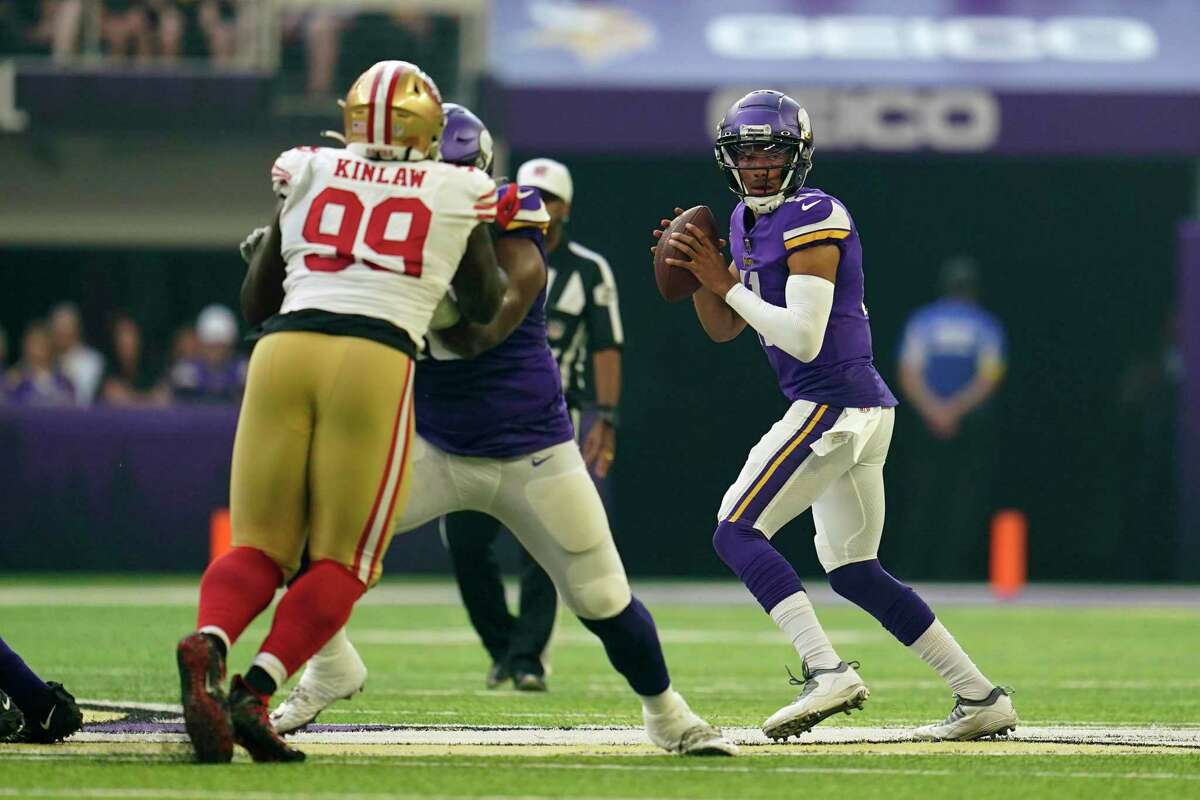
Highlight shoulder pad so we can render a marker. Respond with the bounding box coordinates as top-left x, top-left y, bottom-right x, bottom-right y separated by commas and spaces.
495, 183, 551, 233
780, 191, 852, 251
270, 147, 316, 198
446, 165, 498, 223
